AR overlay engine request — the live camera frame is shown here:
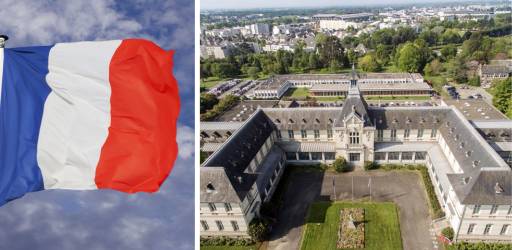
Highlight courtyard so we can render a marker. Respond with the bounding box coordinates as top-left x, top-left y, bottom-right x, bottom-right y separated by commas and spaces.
267, 168, 435, 250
